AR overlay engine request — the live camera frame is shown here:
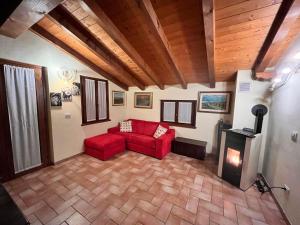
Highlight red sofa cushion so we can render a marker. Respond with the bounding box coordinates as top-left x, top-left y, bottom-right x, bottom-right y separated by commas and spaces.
143, 121, 159, 136
129, 119, 170, 136
131, 119, 145, 134
126, 133, 156, 149
84, 133, 125, 150
114, 132, 136, 139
